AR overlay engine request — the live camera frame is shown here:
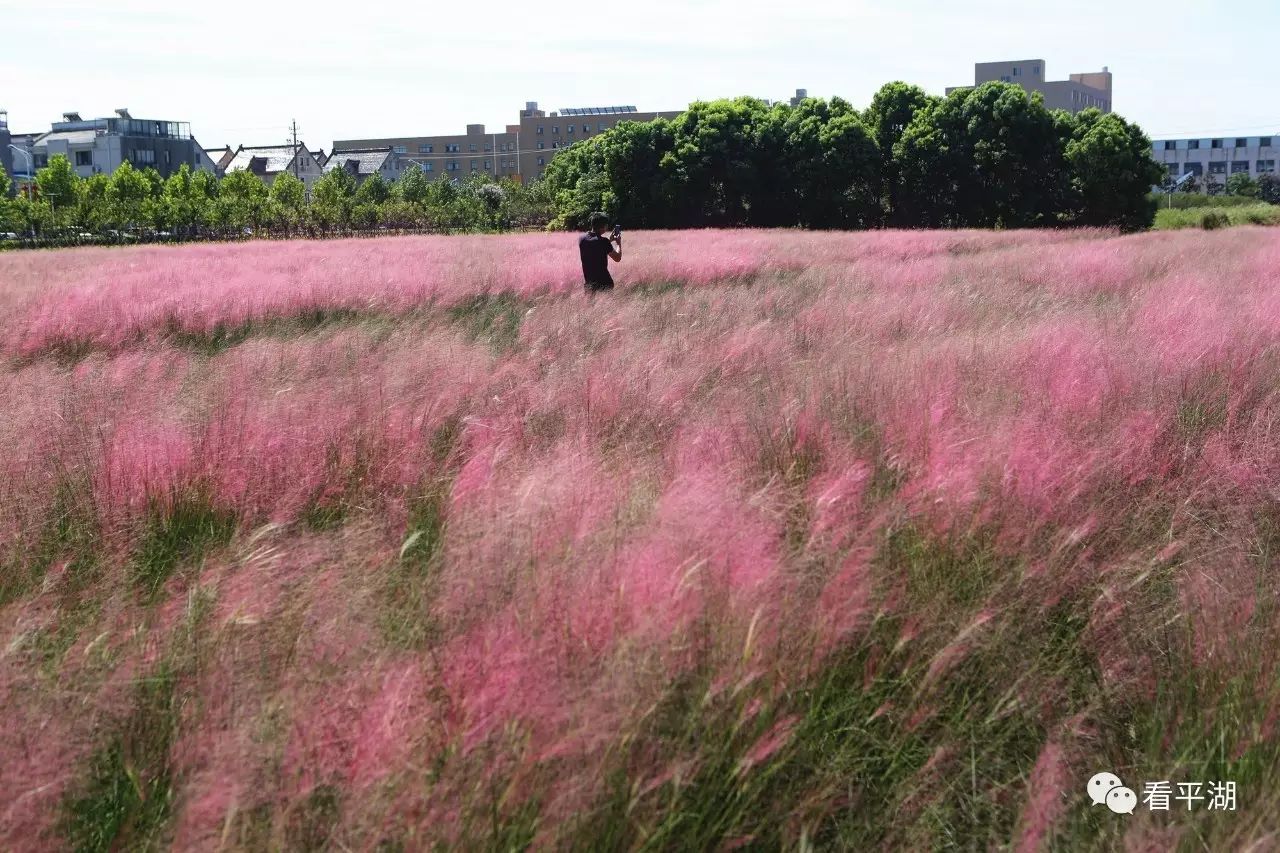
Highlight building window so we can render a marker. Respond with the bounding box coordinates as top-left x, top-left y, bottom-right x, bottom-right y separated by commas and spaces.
1033, 65, 1040, 76
1235, 138, 1248, 148
1211, 139, 1223, 149
1231, 161, 1250, 173
536, 156, 545, 166
1261, 138, 1273, 148
1000, 75, 1011, 83
567, 125, 574, 134
484, 159, 491, 169
446, 143, 459, 153
419, 144, 433, 153
1208, 162, 1226, 175
553, 126, 560, 134
75, 151, 92, 166
469, 143, 477, 152
1163, 141, 1175, 150
1166, 164, 1180, 176
134, 149, 156, 164
1184, 162, 1203, 176
1188, 140, 1200, 150
447, 161, 457, 171
425, 162, 433, 171
598, 122, 607, 131
537, 142, 544, 150
537, 126, 544, 134
393, 145, 407, 154
484, 144, 492, 152
1012, 66, 1021, 77
1258, 160, 1277, 173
